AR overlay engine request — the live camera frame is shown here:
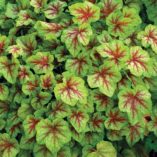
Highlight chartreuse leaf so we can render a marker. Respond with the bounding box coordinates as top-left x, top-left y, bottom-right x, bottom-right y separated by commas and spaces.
123, 122, 145, 146
0, 56, 19, 84
36, 118, 71, 153
106, 9, 141, 39
54, 72, 88, 106
97, 40, 129, 69
16, 10, 34, 27
34, 21, 62, 40
126, 46, 151, 76
69, 109, 89, 133
44, 0, 67, 19
89, 112, 105, 132
0, 84, 9, 100
27, 52, 54, 74
7, 45, 23, 58
33, 144, 53, 157
0, 35, 8, 56
22, 76, 40, 95
118, 86, 152, 124
30, 0, 47, 12
16, 34, 37, 57
23, 115, 40, 138
31, 91, 51, 109
40, 72, 55, 90
0, 133, 19, 157
138, 25, 157, 54
86, 141, 117, 157
69, 1, 100, 25
18, 66, 34, 83
148, 107, 157, 136
107, 130, 123, 141
65, 52, 91, 76
61, 25, 93, 56
49, 101, 71, 119
20, 136, 36, 150
98, 0, 123, 18
97, 30, 112, 44
5, 3, 19, 19
92, 89, 113, 112
87, 61, 121, 97
105, 107, 128, 130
